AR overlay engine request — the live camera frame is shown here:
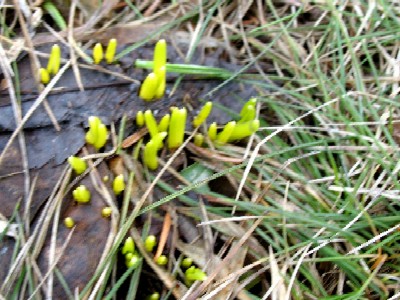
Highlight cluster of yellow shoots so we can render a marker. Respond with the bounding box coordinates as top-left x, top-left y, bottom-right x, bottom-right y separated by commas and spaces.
121, 235, 207, 287
137, 97, 259, 170
40, 39, 117, 84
